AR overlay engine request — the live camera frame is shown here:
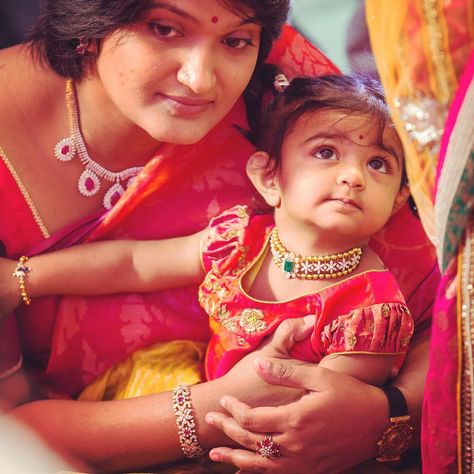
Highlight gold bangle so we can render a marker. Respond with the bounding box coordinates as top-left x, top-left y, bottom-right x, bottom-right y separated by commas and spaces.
172, 384, 205, 459
12, 256, 32, 305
